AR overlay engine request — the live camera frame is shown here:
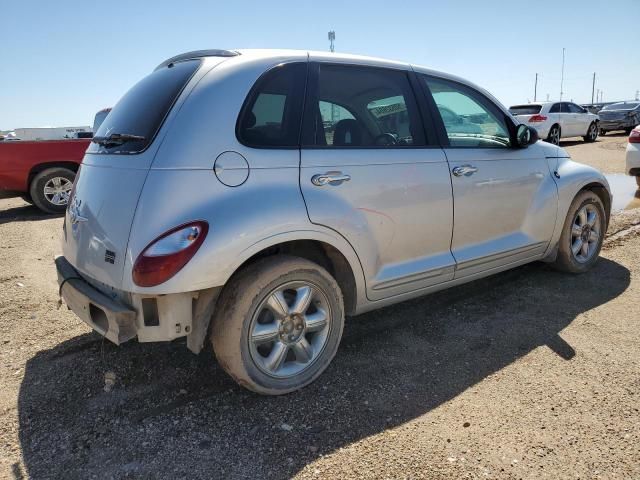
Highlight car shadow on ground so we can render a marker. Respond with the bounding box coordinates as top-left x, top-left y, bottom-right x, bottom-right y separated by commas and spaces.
17, 258, 630, 479
0, 203, 61, 225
